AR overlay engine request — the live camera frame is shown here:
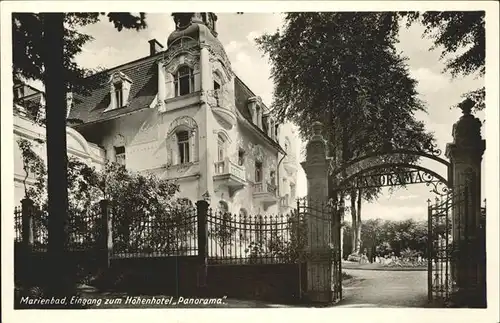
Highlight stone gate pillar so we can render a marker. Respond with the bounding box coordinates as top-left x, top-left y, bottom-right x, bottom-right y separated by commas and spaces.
445, 100, 486, 307
301, 121, 333, 303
